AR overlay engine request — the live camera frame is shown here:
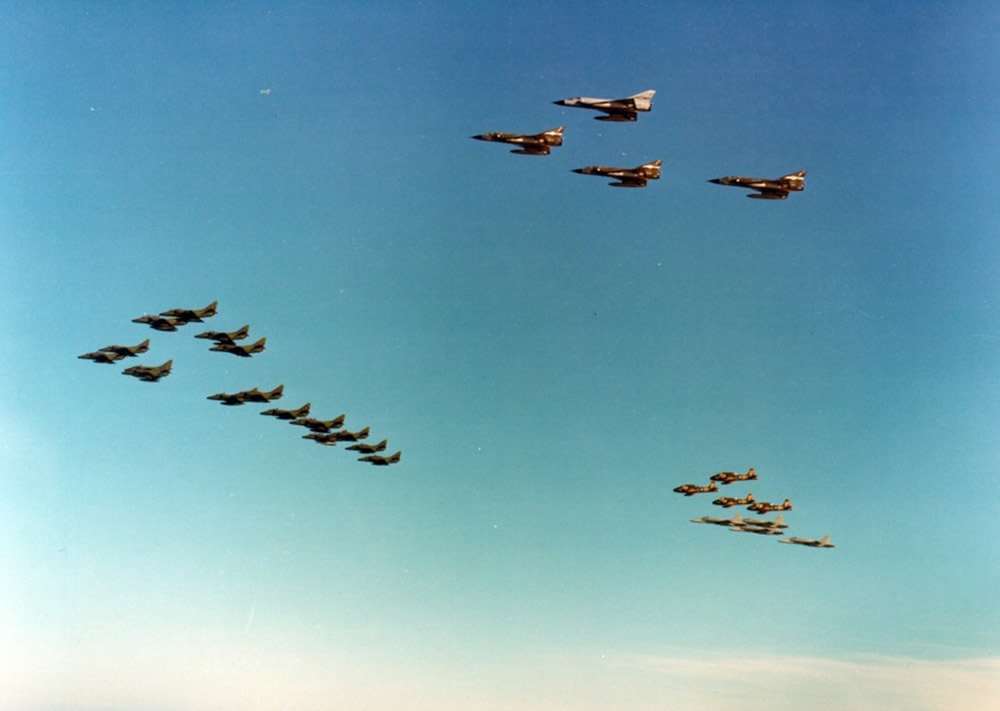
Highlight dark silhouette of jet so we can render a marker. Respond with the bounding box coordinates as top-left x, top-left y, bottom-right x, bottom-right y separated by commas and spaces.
132, 314, 183, 331
572, 160, 661, 188
712, 493, 754, 508
195, 324, 249, 346
553, 90, 655, 122
96, 338, 150, 358
330, 426, 369, 442
290, 415, 345, 432
239, 385, 283, 403
78, 350, 127, 364
708, 171, 806, 199
710, 467, 757, 485
160, 301, 218, 323
207, 391, 247, 406
261, 403, 311, 420
346, 439, 387, 454
122, 359, 172, 382
672, 481, 718, 497
209, 337, 266, 357
471, 126, 564, 155
358, 451, 401, 466
303, 432, 339, 446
